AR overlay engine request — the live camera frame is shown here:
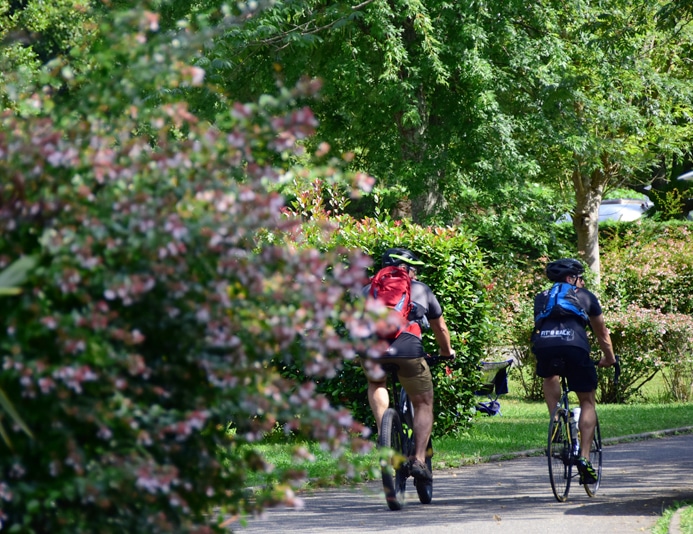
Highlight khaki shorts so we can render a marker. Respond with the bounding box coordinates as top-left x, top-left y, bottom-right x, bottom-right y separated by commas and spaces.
362, 356, 433, 397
